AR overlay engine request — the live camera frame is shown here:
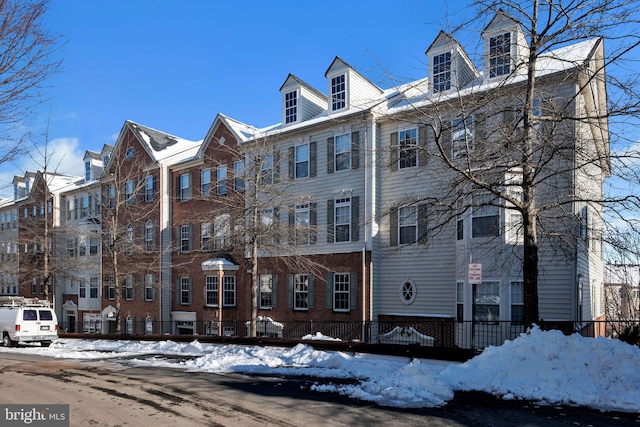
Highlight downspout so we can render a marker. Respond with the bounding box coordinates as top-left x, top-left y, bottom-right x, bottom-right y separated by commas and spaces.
362, 115, 367, 341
